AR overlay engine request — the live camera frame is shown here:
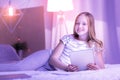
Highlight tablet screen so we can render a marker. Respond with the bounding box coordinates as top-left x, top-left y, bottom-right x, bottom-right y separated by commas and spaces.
70, 49, 95, 70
